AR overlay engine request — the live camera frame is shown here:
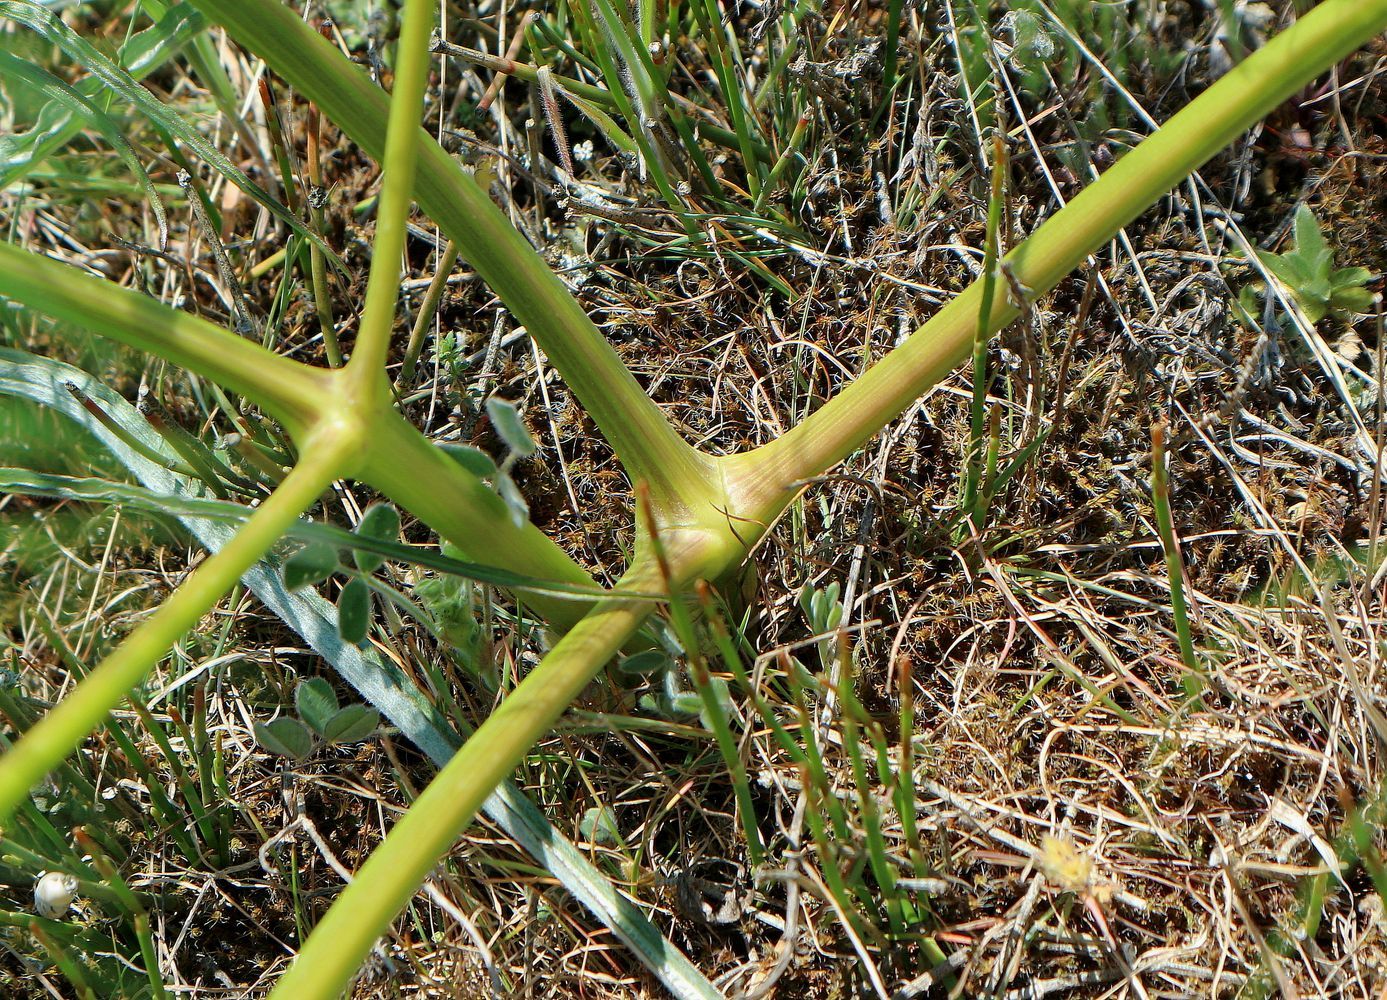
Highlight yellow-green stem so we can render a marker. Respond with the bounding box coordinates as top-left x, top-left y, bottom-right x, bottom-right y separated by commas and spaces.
266, 592, 655, 1000
0, 438, 350, 823
0, 242, 323, 434
728, 0, 1387, 521
360, 409, 599, 628
347, 0, 434, 382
